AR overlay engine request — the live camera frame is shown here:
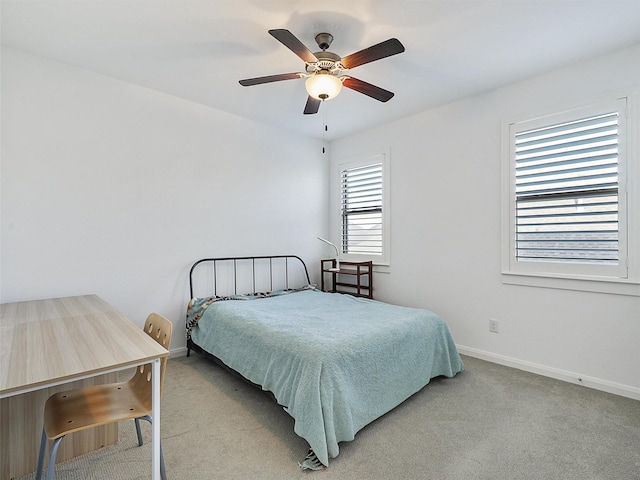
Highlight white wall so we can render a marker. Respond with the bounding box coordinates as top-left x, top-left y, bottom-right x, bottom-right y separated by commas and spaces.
3, 44, 639, 398
1, 48, 328, 352
330, 44, 640, 399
